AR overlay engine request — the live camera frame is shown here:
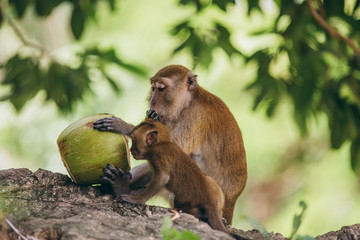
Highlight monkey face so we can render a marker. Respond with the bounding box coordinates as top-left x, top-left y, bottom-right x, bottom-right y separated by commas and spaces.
130, 120, 171, 160
148, 65, 197, 124
130, 123, 158, 160
148, 78, 173, 120
130, 130, 147, 160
